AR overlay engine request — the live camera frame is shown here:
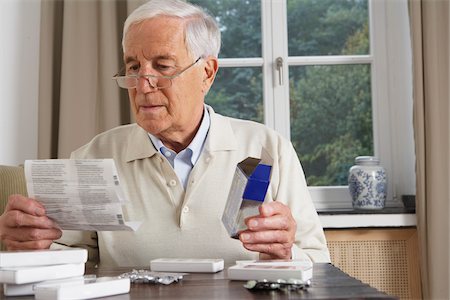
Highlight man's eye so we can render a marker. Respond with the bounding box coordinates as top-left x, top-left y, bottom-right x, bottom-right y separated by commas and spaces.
156, 64, 175, 72
126, 65, 139, 74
